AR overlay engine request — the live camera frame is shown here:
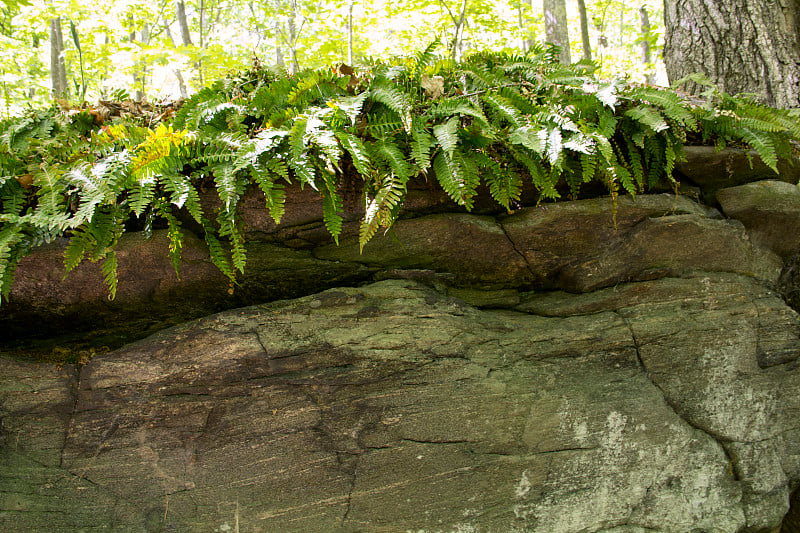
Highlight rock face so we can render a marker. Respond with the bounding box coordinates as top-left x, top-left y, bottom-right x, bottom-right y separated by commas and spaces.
3, 171, 800, 531
2, 274, 799, 532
